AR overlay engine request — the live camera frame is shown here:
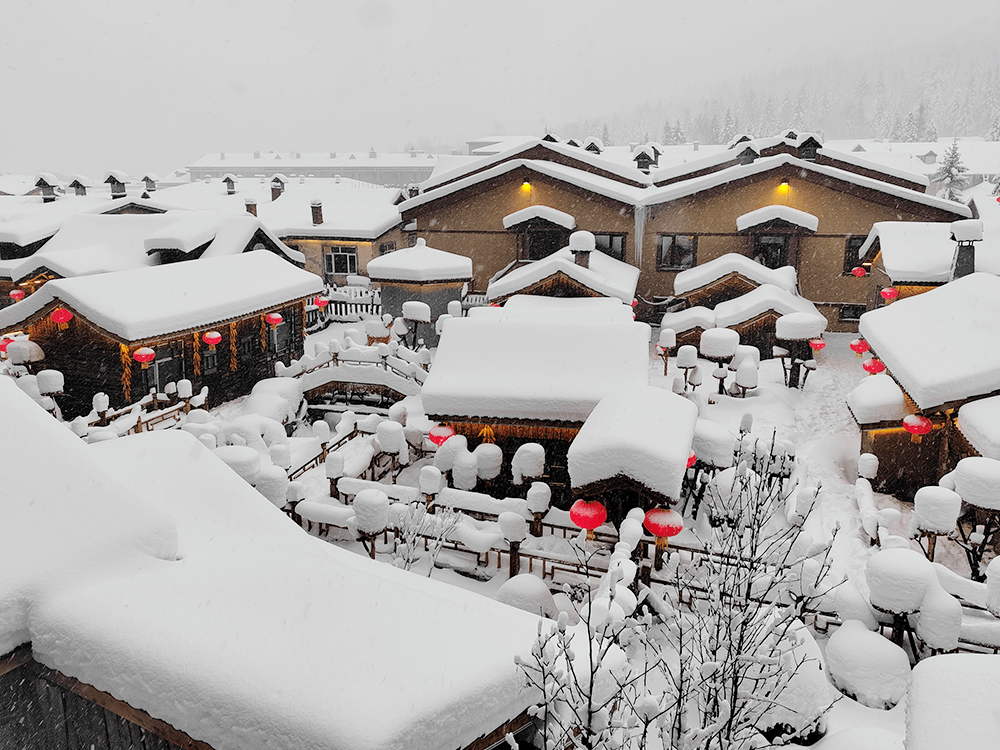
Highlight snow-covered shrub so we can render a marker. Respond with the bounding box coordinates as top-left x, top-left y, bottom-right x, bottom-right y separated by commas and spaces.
36, 370, 64, 395
325, 452, 344, 481
452, 450, 479, 491
987, 557, 1000, 617
916, 579, 962, 651
213, 445, 261, 485
858, 453, 879, 479
825, 620, 910, 709
735, 357, 758, 391
910, 486, 962, 536
312, 419, 331, 444
866, 548, 934, 614
419, 465, 442, 496
699, 327, 739, 359
676, 344, 698, 368
256, 466, 289, 507
241, 378, 305, 424
499, 511, 526, 544
946, 457, 1000, 511
353, 489, 390, 535
376, 421, 408, 465
387, 402, 407, 426
473, 443, 503, 480
219, 414, 288, 453
402, 300, 431, 323
497, 574, 559, 618
432, 433, 468, 472
511, 443, 545, 484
